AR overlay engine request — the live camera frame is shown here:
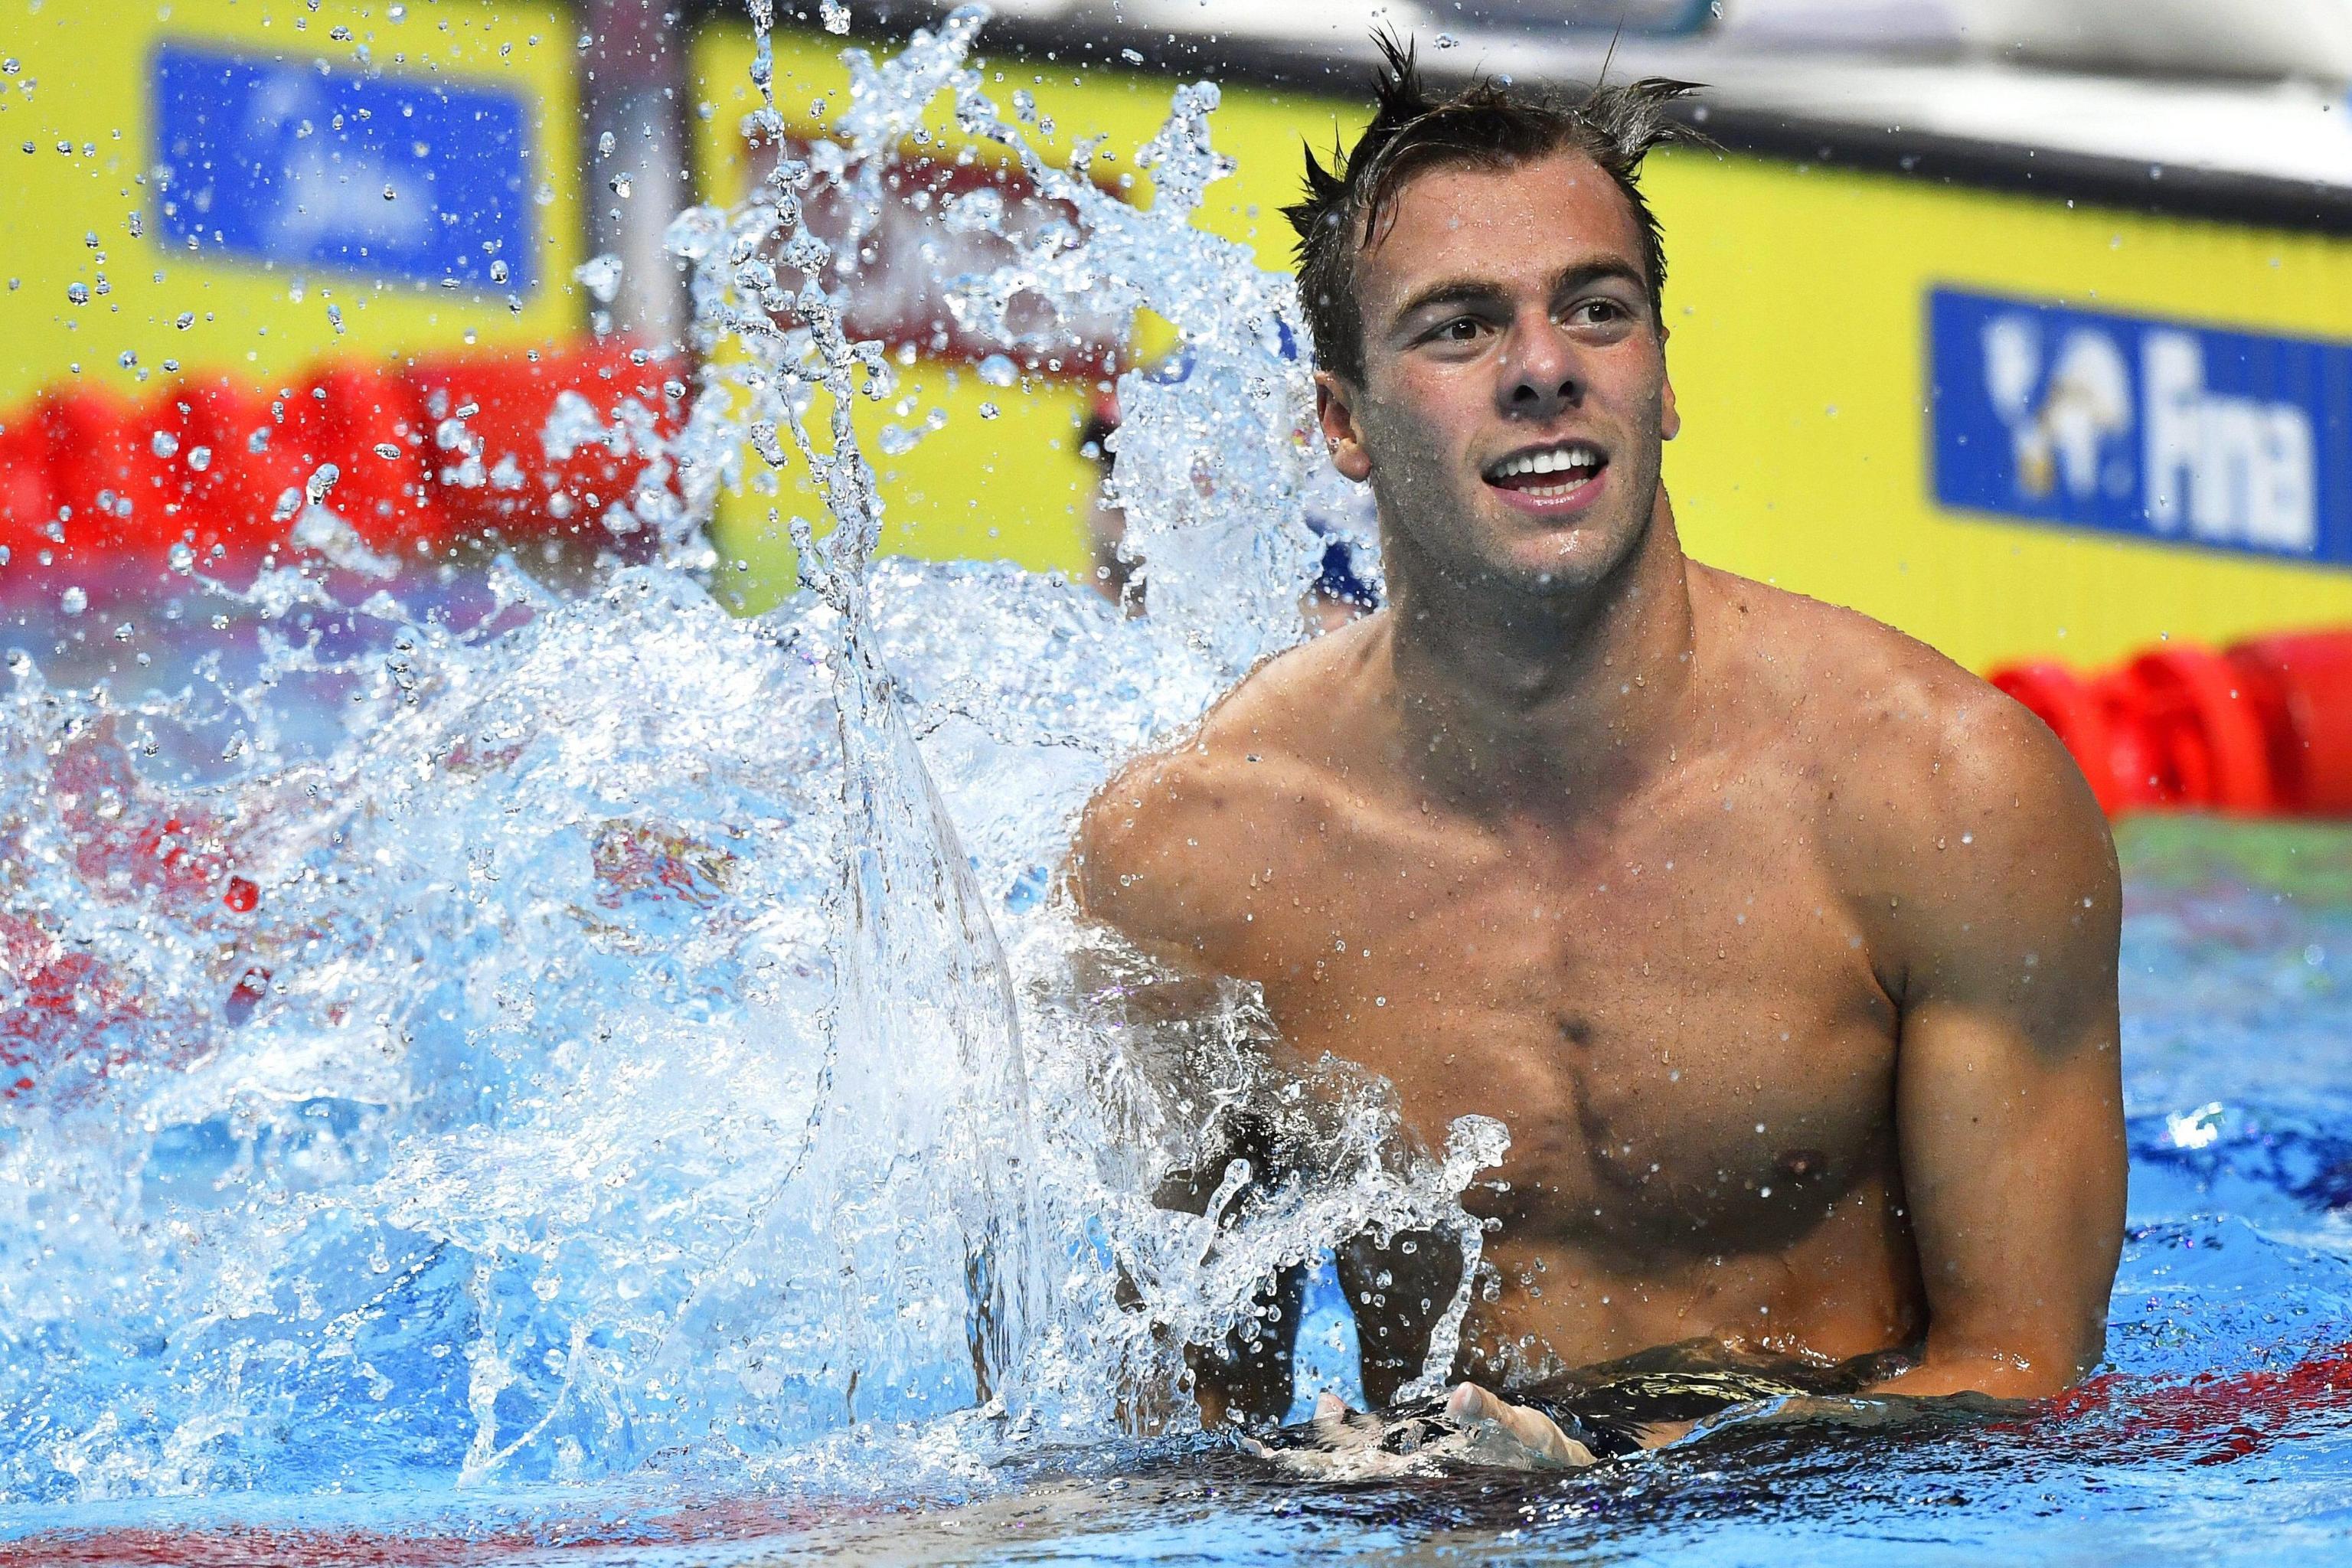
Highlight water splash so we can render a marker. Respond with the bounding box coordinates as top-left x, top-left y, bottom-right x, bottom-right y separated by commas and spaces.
0, 2, 1502, 1513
